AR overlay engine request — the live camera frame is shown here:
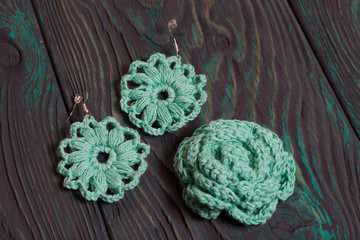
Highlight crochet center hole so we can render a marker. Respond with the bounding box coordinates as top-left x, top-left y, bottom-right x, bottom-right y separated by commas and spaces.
97, 152, 110, 164
157, 91, 169, 100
